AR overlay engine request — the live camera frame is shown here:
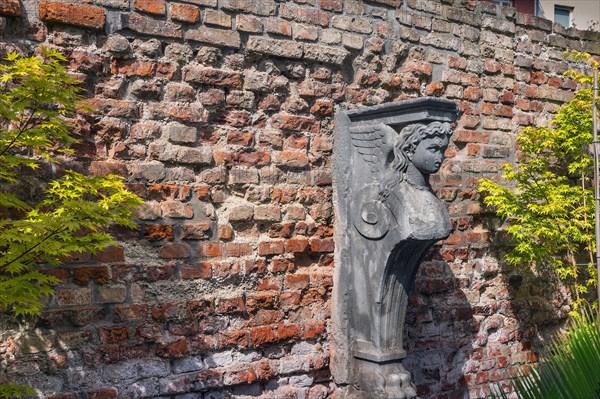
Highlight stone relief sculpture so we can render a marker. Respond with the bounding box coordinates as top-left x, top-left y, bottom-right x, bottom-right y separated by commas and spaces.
333, 98, 458, 399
